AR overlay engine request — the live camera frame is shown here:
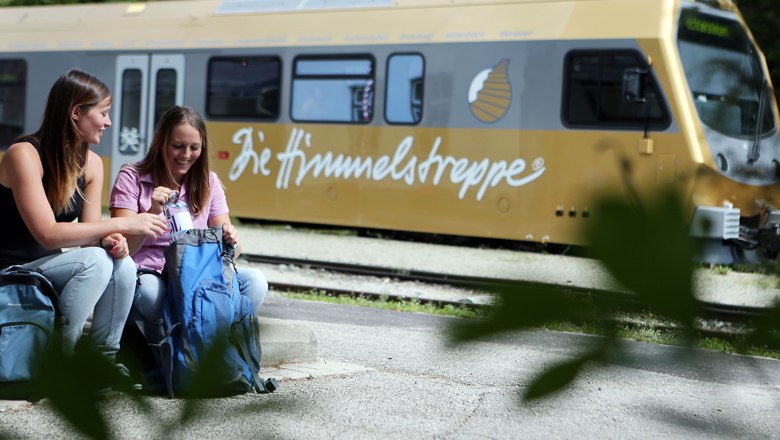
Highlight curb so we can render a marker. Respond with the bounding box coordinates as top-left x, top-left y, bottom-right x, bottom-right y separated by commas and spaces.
258, 317, 318, 367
